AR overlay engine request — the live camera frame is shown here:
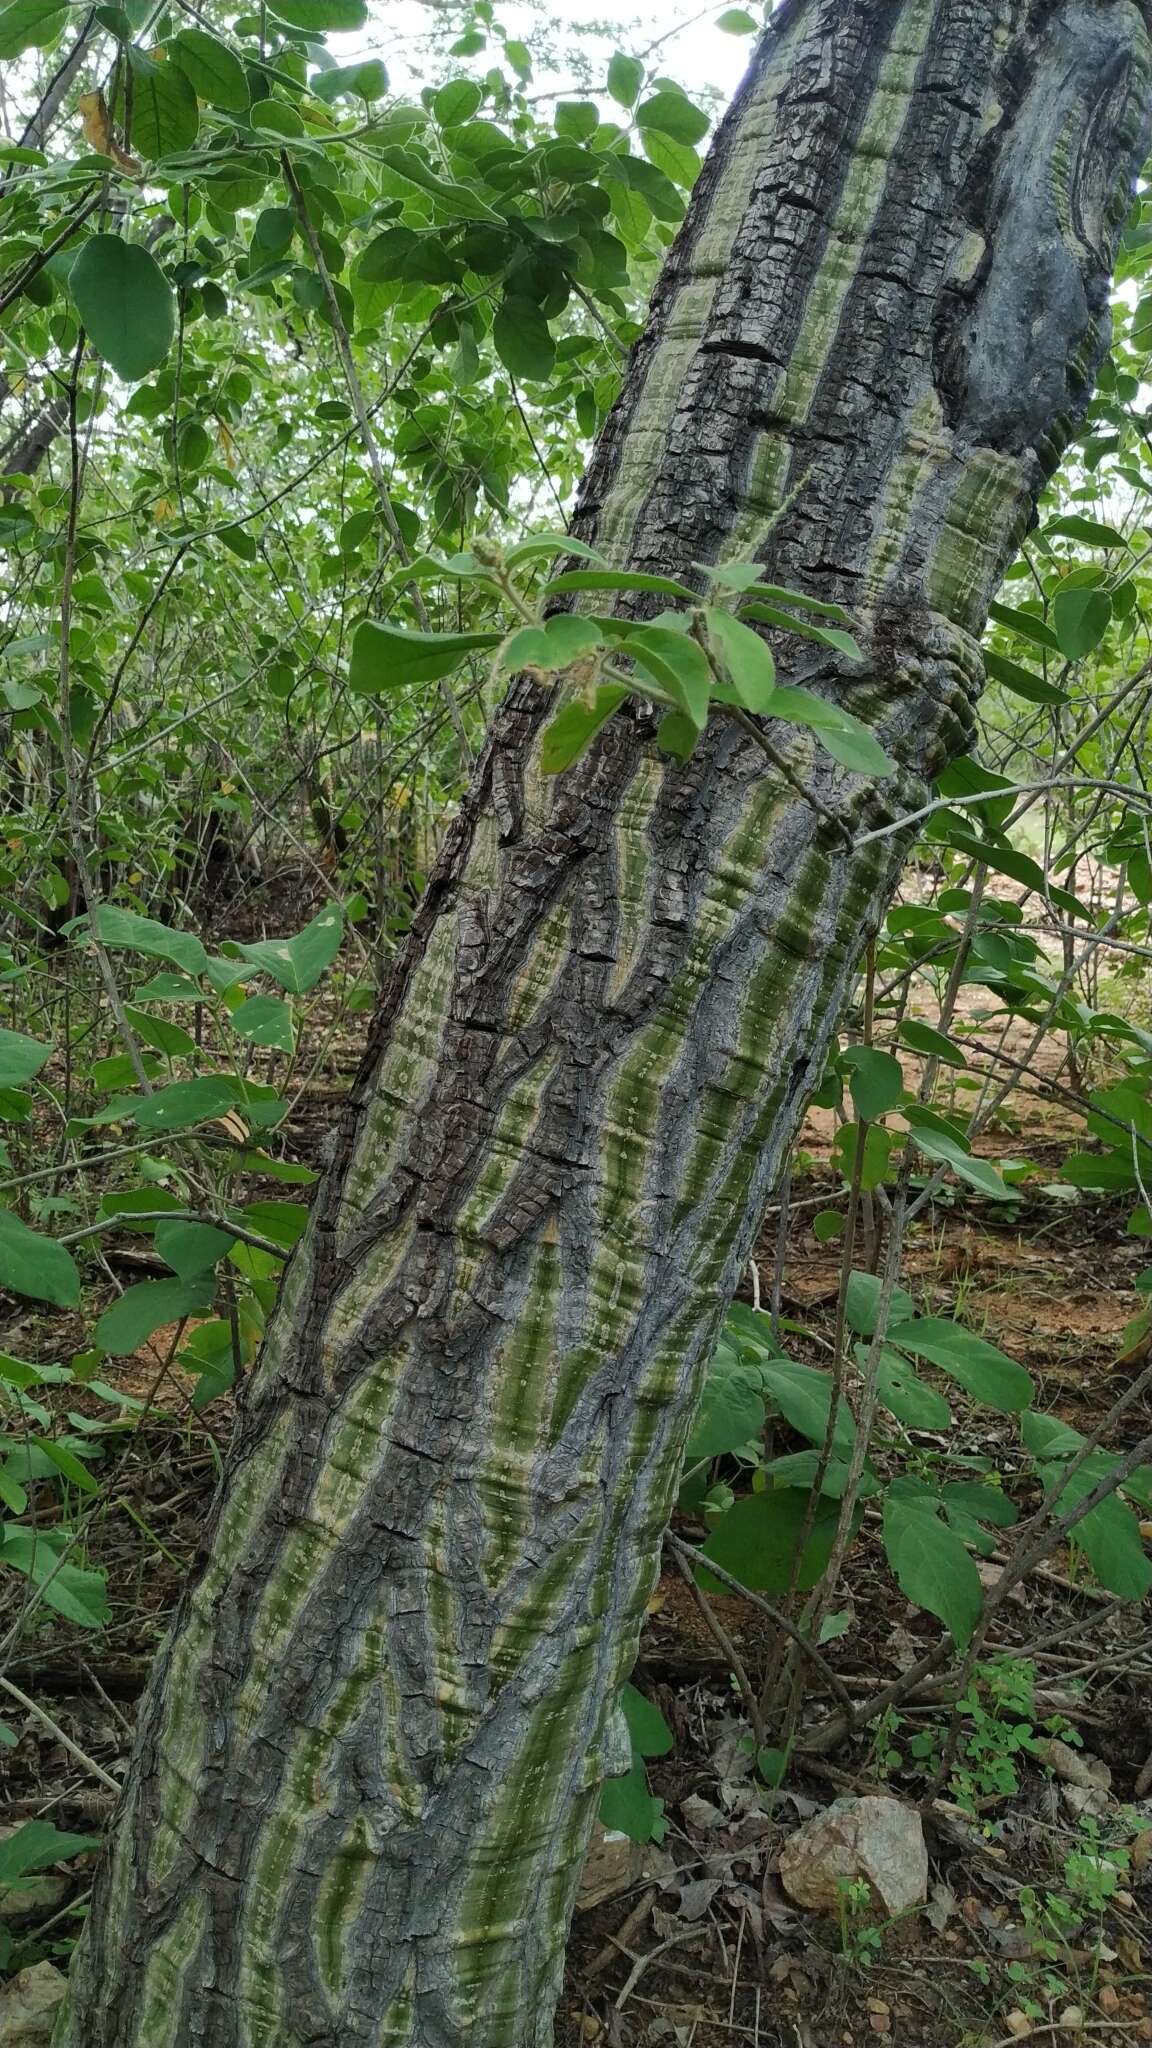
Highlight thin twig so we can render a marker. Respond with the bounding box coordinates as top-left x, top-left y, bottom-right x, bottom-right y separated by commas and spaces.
0, 1675, 120, 1794
667, 1536, 765, 1749
665, 1533, 855, 1721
